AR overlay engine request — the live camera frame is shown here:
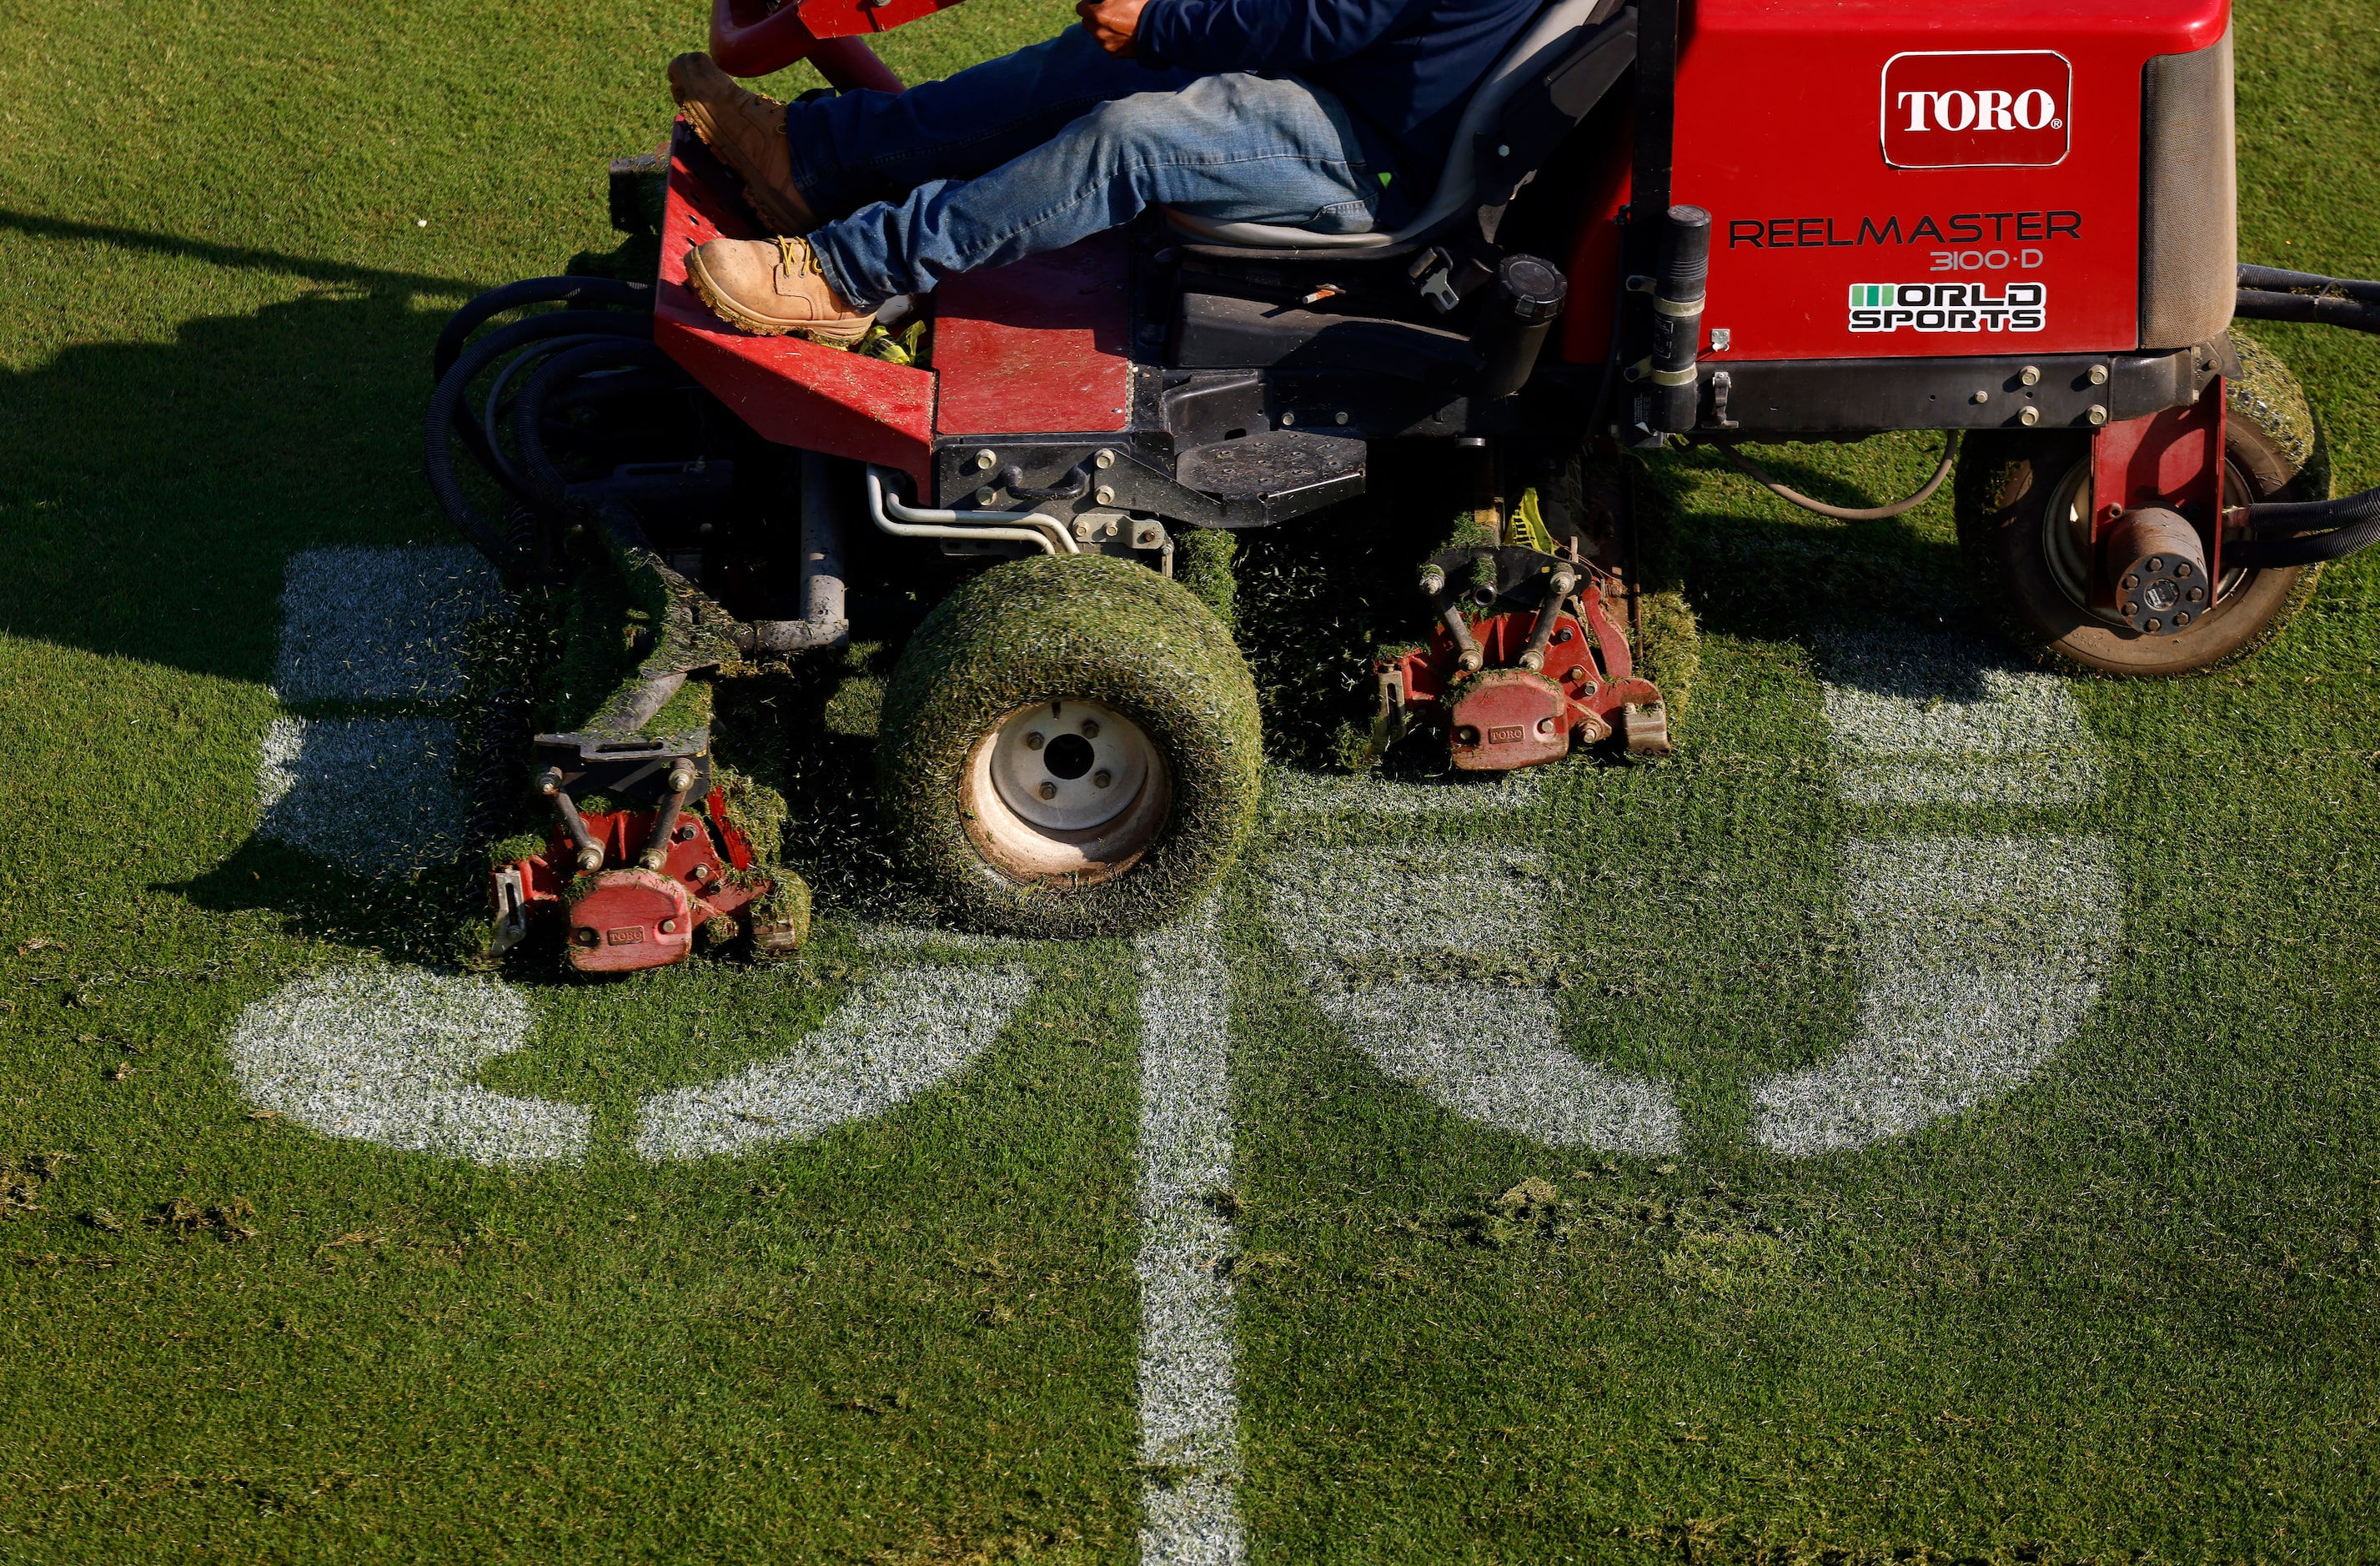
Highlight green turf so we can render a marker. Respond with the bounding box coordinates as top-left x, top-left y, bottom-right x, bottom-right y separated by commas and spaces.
3, 0, 2379, 1558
